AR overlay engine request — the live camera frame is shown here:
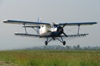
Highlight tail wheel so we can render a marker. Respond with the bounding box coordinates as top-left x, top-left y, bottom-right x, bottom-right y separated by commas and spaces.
63, 41, 66, 45
45, 41, 48, 45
